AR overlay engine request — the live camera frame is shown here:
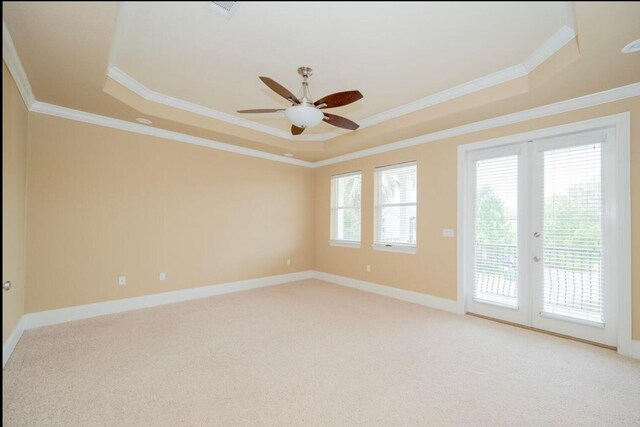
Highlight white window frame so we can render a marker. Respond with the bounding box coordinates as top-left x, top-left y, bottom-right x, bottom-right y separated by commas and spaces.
457, 113, 631, 355
329, 171, 362, 248
373, 161, 418, 254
